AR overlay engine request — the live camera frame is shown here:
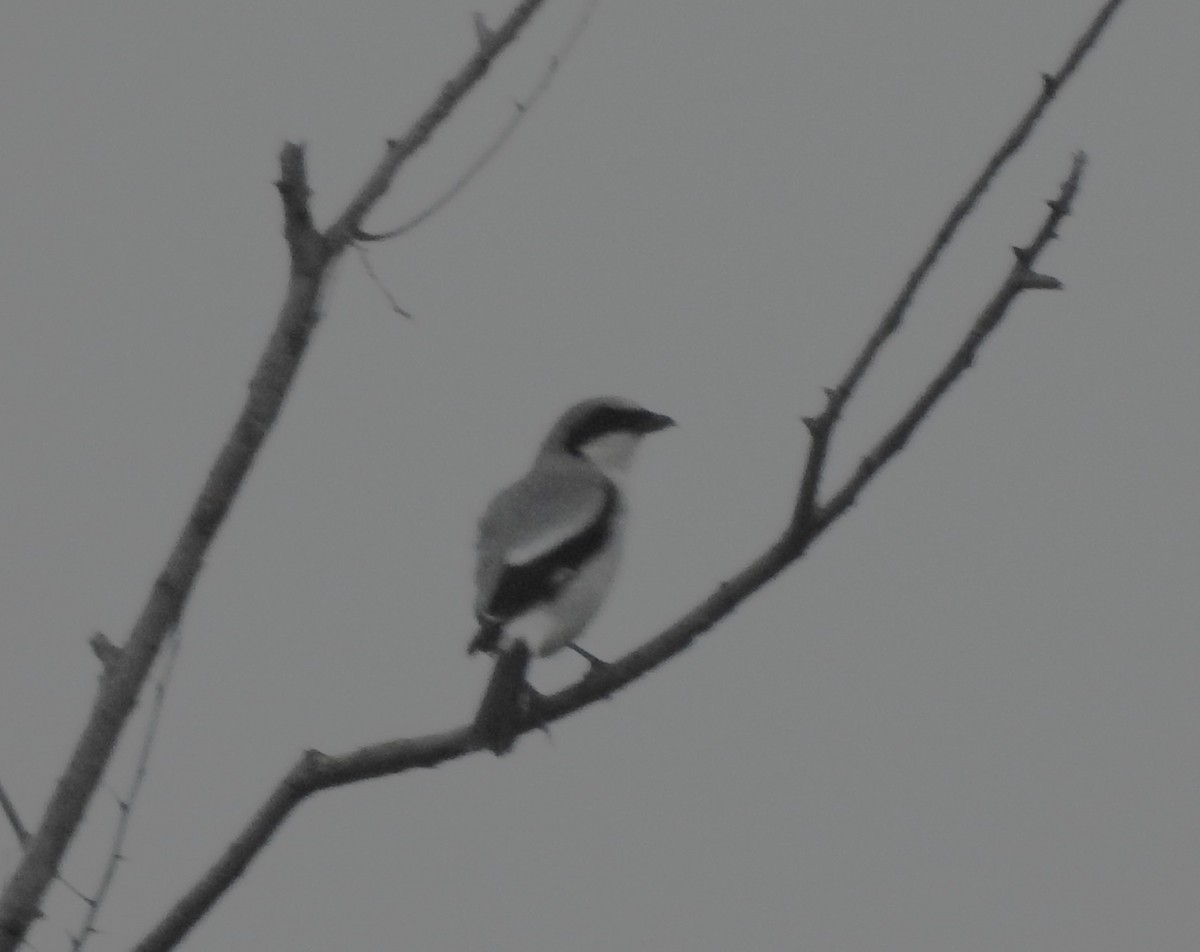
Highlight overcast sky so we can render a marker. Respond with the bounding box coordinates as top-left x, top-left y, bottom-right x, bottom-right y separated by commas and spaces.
2, 1, 1198, 950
